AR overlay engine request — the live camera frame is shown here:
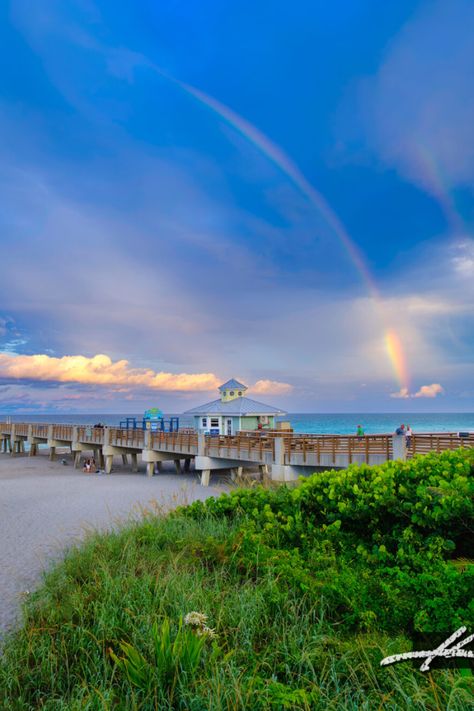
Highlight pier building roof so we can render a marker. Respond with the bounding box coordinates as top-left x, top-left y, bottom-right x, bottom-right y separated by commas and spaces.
184, 395, 286, 416
218, 379, 247, 392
